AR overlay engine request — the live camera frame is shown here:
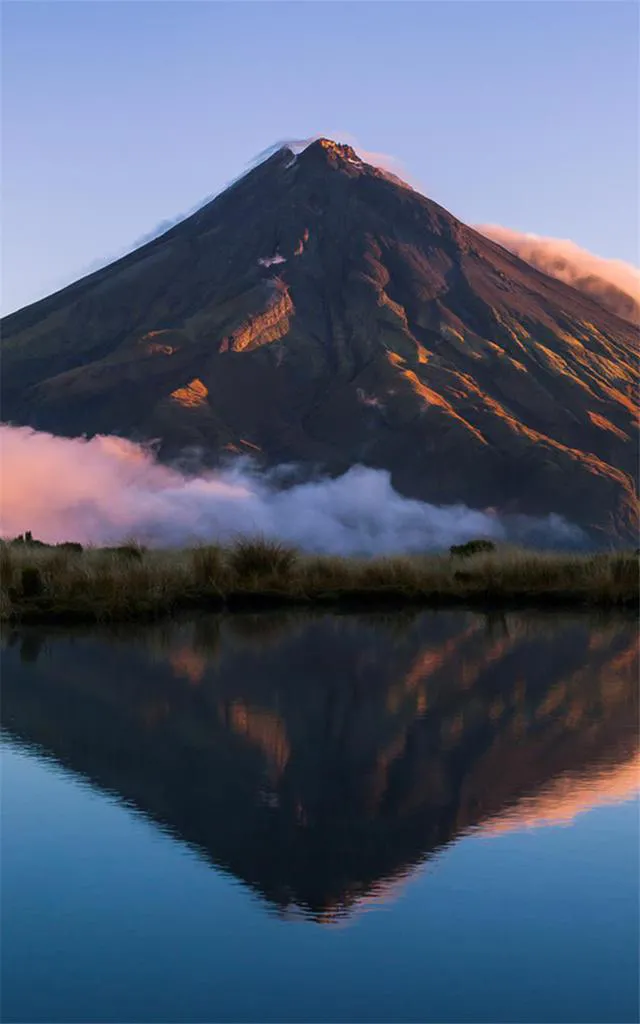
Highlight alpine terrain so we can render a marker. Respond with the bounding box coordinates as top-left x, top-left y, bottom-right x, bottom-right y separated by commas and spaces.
2, 139, 638, 542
